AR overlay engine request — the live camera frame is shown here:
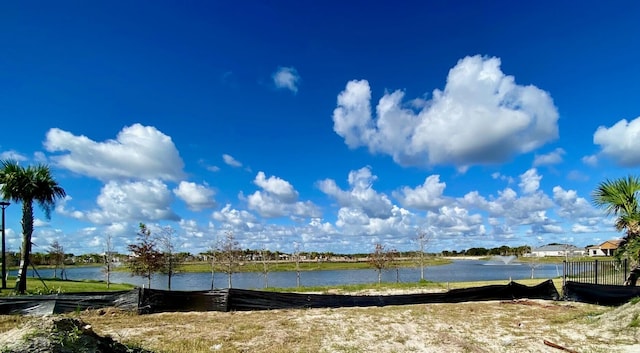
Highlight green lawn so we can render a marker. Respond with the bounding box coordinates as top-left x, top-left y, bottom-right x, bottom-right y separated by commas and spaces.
178, 257, 452, 273
0, 277, 135, 296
